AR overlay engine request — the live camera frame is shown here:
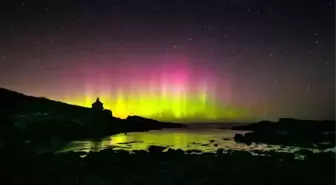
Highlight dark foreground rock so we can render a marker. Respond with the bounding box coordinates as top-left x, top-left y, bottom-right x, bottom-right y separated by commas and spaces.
0, 147, 334, 185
